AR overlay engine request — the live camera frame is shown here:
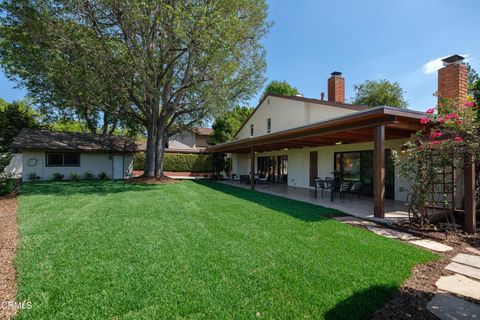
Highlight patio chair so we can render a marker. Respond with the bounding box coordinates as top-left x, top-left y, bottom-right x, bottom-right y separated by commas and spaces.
350, 182, 362, 200
231, 174, 240, 183
323, 180, 335, 202
314, 178, 324, 199
257, 174, 269, 184
338, 181, 351, 200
